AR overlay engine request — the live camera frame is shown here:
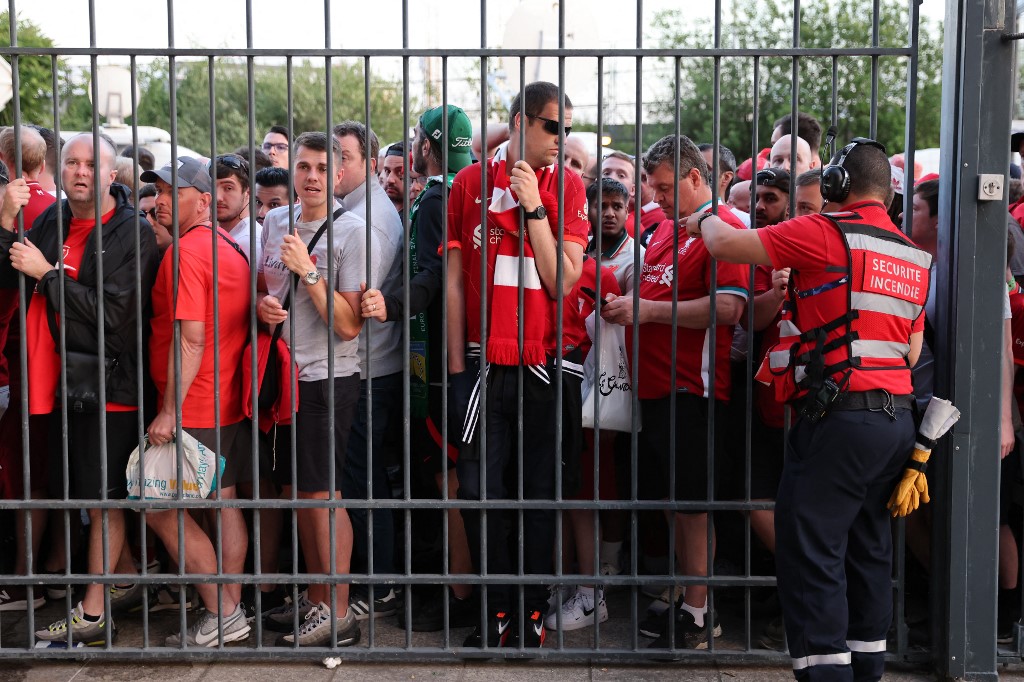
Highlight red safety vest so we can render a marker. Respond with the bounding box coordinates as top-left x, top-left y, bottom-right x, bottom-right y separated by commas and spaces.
755, 212, 931, 402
